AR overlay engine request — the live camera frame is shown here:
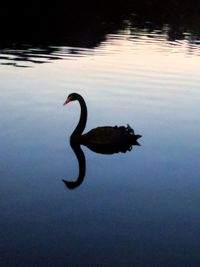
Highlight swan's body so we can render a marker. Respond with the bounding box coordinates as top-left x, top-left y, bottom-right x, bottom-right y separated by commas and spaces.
81, 125, 139, 154
64, 93, 141, 154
